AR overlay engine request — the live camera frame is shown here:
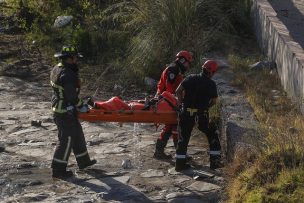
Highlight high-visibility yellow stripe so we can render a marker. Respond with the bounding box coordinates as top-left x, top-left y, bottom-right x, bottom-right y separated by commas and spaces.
186, 108, 198, 116
76, 99, 83, 107
59, 89, 64, 99
50, 81, 64, 90
58, 100, 63, 111
186, 108, 198, 113
50, 81, 64, 99
52, 107, 67, 113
